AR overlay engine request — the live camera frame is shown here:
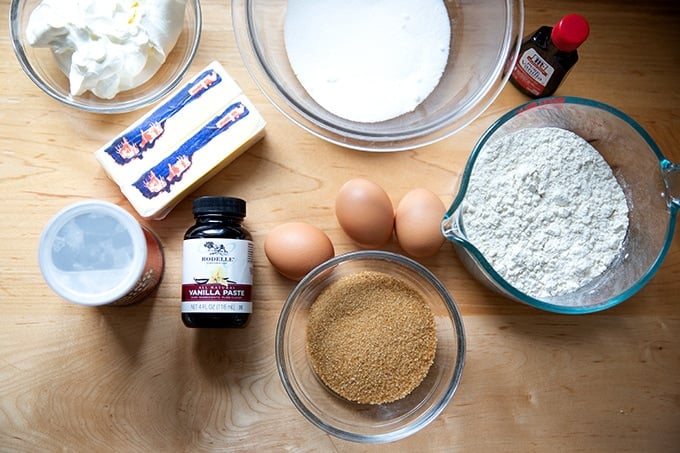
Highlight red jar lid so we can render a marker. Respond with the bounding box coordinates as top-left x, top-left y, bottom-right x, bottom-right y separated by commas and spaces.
551, 14, 590, 52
